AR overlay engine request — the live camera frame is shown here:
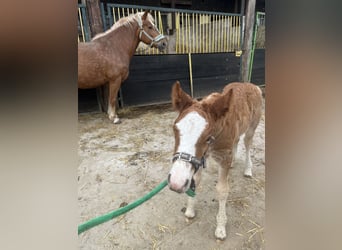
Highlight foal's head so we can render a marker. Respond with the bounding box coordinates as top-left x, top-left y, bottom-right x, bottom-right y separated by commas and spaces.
168, 82, 215, 193
137, 11, 168, 51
